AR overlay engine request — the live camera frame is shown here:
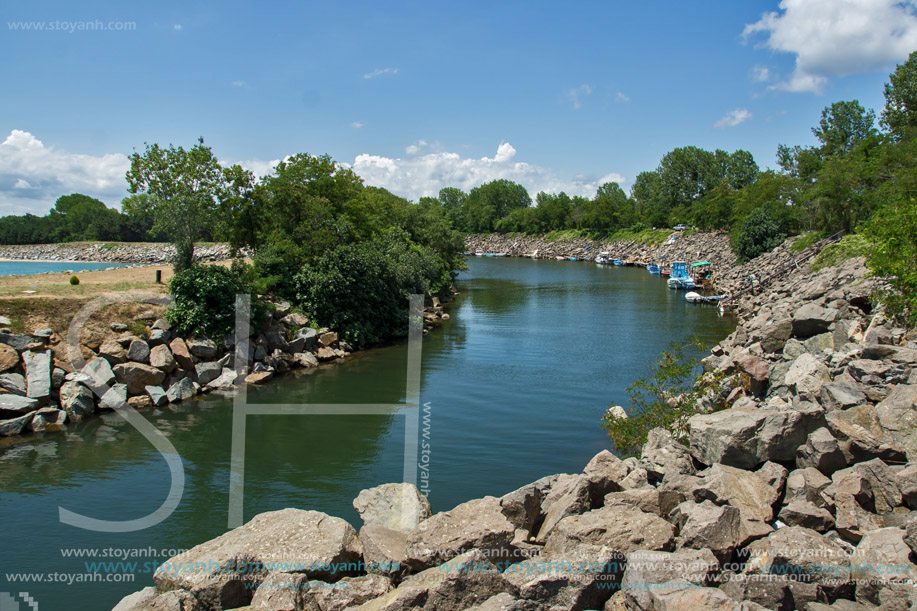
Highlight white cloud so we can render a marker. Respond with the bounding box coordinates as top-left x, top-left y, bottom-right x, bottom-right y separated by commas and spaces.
363, 67, 398, 79
351, 121, 366, 129
567, 84, 592, 109
714, 108, 752, 129
743, 0, 917, 93
232, 158, 283, 178
751, 65, 772, 83
173, 24, 182, 31
231, 80, 245, 88
352, 141, 624, 202
616, 92, 631, 103
0, 130, 130, 215
405, 139, 428, 155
